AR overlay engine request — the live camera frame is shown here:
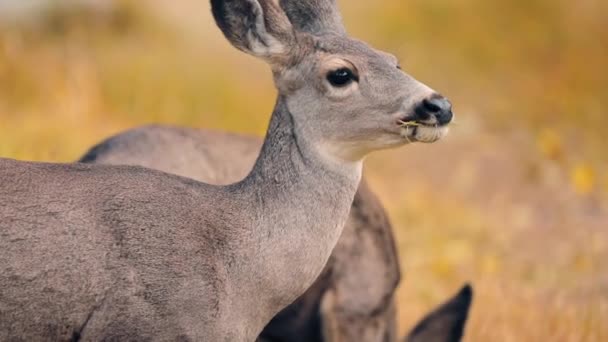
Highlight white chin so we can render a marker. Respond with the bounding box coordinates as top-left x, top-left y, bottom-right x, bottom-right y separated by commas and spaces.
400, 125, 449, 143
